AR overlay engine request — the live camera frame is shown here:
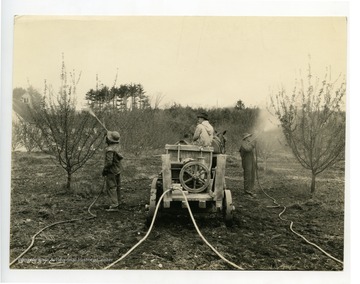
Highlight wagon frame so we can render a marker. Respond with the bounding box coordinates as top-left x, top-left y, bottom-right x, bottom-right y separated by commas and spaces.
146, 143, 235, 226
